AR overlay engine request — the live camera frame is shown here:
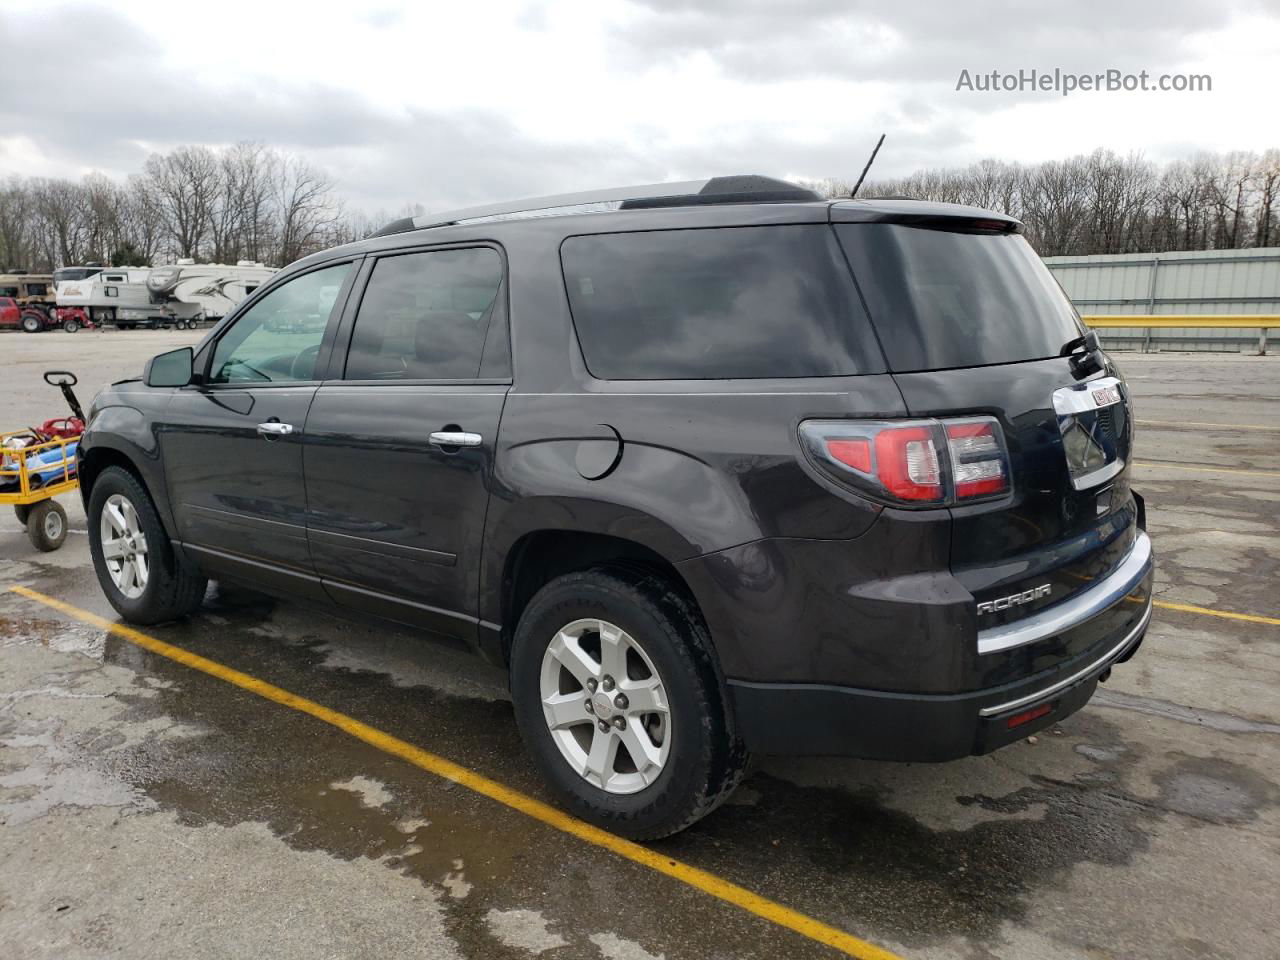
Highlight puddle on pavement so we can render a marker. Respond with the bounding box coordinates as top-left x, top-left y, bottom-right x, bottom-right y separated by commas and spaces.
4, 577, 1279, 956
